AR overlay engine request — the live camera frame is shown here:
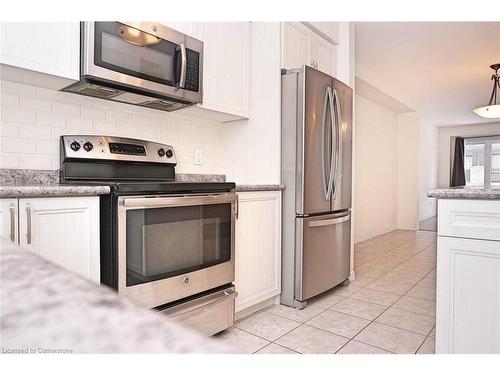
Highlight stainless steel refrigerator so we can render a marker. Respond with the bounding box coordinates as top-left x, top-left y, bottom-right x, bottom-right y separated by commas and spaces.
281, 66, 353, 309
